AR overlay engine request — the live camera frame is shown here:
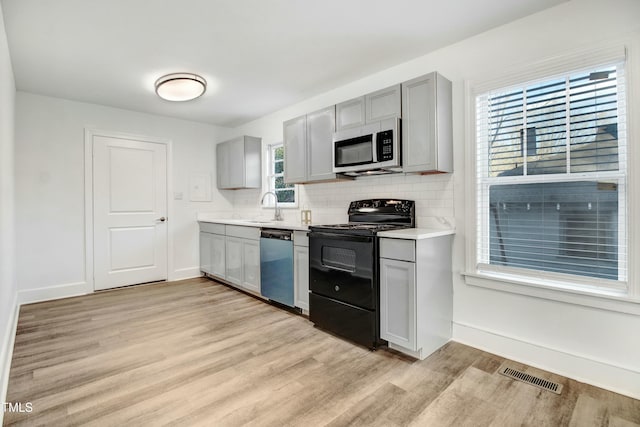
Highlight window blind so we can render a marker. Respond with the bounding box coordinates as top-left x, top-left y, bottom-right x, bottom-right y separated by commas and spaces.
476, 62, 627, 287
